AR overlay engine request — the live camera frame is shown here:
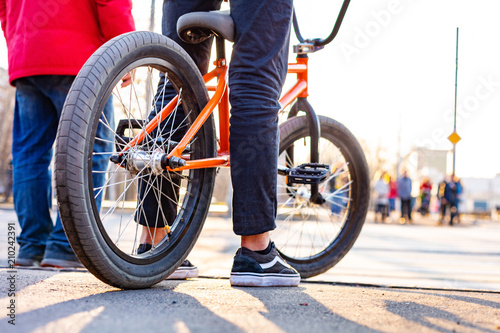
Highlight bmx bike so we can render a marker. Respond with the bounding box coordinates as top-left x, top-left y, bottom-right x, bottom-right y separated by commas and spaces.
55, 0, 369, 289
